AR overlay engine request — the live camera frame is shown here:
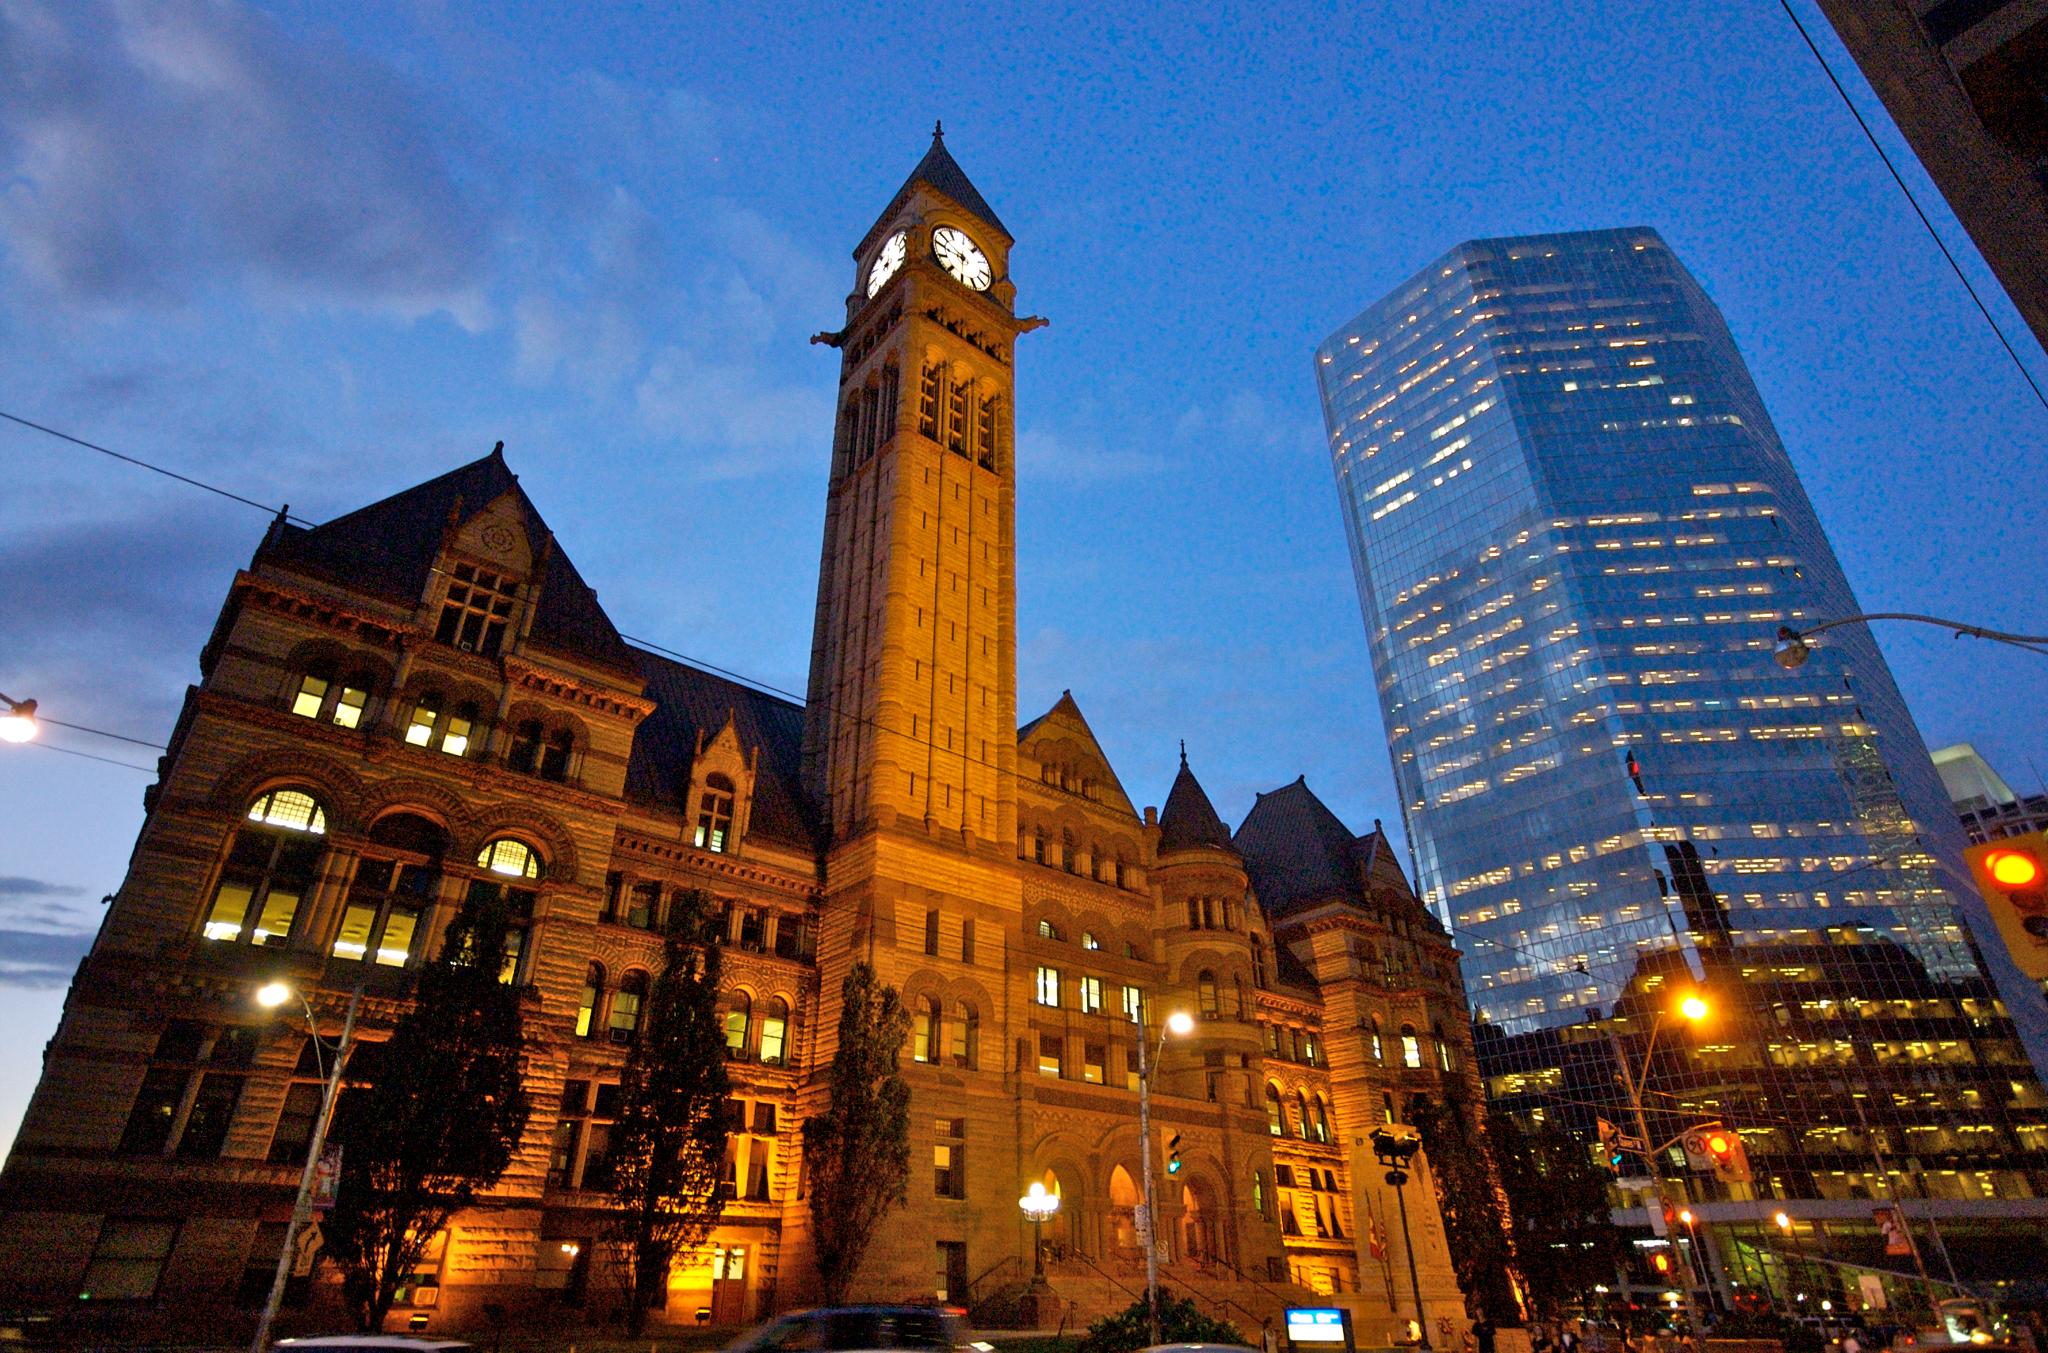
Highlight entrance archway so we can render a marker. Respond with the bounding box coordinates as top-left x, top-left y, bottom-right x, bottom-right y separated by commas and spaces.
1179, 1176, 1217, 1264
1108, 1164, 1141, 1261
